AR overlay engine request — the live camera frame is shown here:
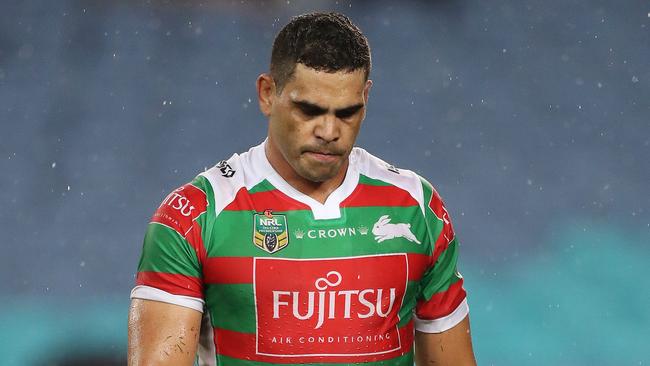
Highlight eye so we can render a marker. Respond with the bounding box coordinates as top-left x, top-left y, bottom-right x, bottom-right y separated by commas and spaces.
297, 104, 326, 117
335, 107, 362, 120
